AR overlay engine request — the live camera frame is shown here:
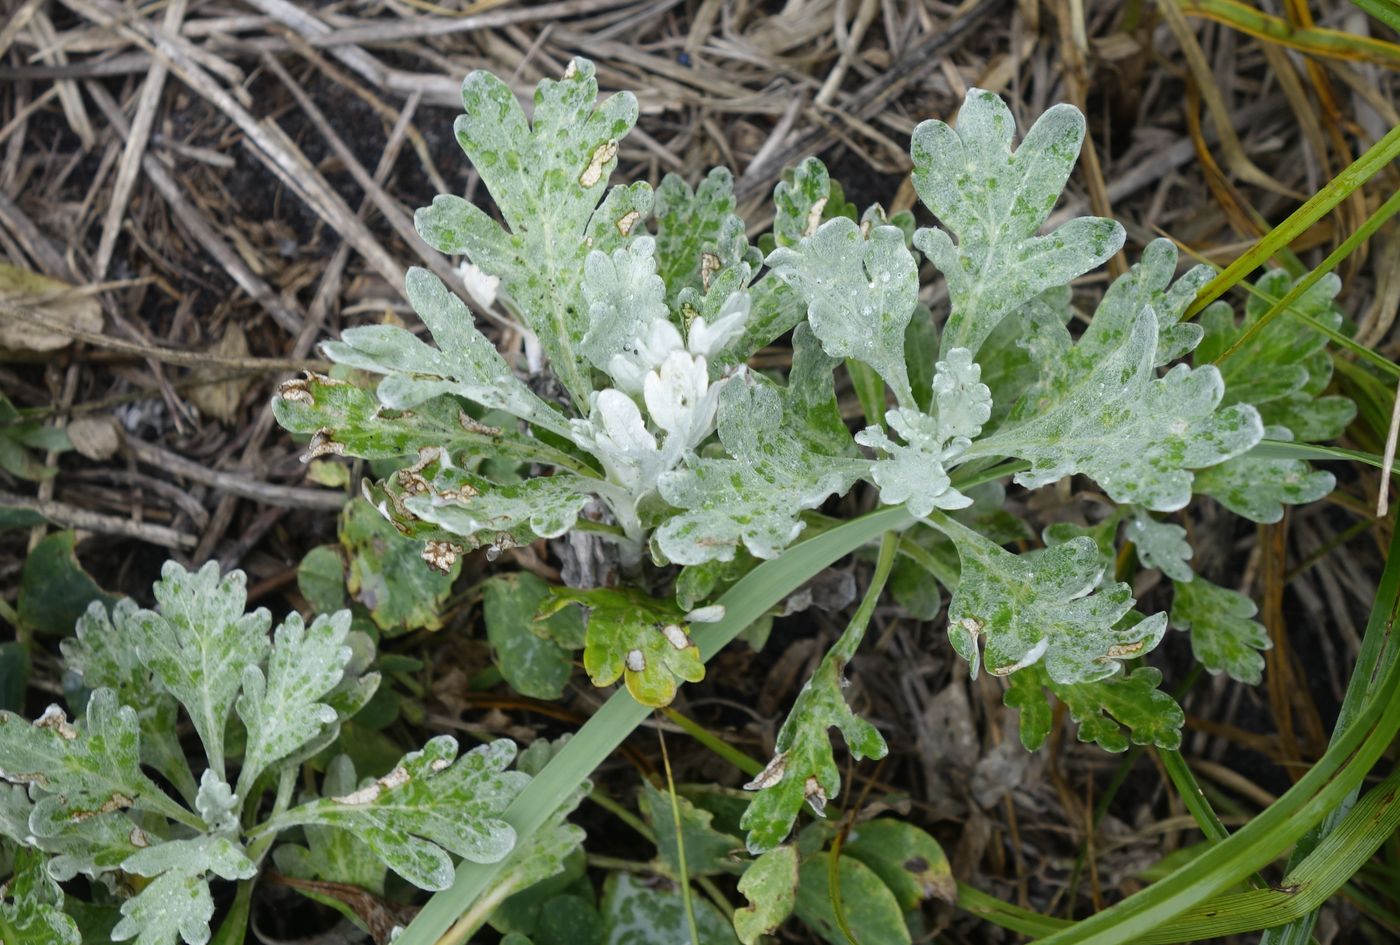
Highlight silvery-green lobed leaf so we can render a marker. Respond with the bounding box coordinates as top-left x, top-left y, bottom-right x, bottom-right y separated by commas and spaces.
0, 689, 173, 829
1194, 268, 1356, 449
267, 737, 528, 891
739, 641, 888, 853
931, 514, 1167, 684
653, 167, 746, 303
126, 561, 271, 780
388, 455, 592, 553
1170, 577, 1270, 685
1198, 269, 1345, 409
656, 328, 862, 565
856, 348, 991, 517
1125, 510, 1194, 583
62, 601, 196, 802
111, 836, 254, 945
235, 610, 353, 793
1005, 664, 1183, 753
4, 779, 144, 882
541, 587, 703, 707
600, 871, 738, 945
734, 845, 799, 945
969, 245, 1263, 511
272, 374, 581, 470
1193, 427, 1335, 523
272, 755, 387, 896
972, 286, 1073, 430
121, 834, 256, 883
323, 268, 574, 438
1258, 391, 1355, 444
767, 217, 919, 408
1, 846, 80, 945
413, 58, 649, 407
911, 88, 1123, 360
580, 237, 669, 375
770, 157, 833, 250
194, 771, 238, 834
